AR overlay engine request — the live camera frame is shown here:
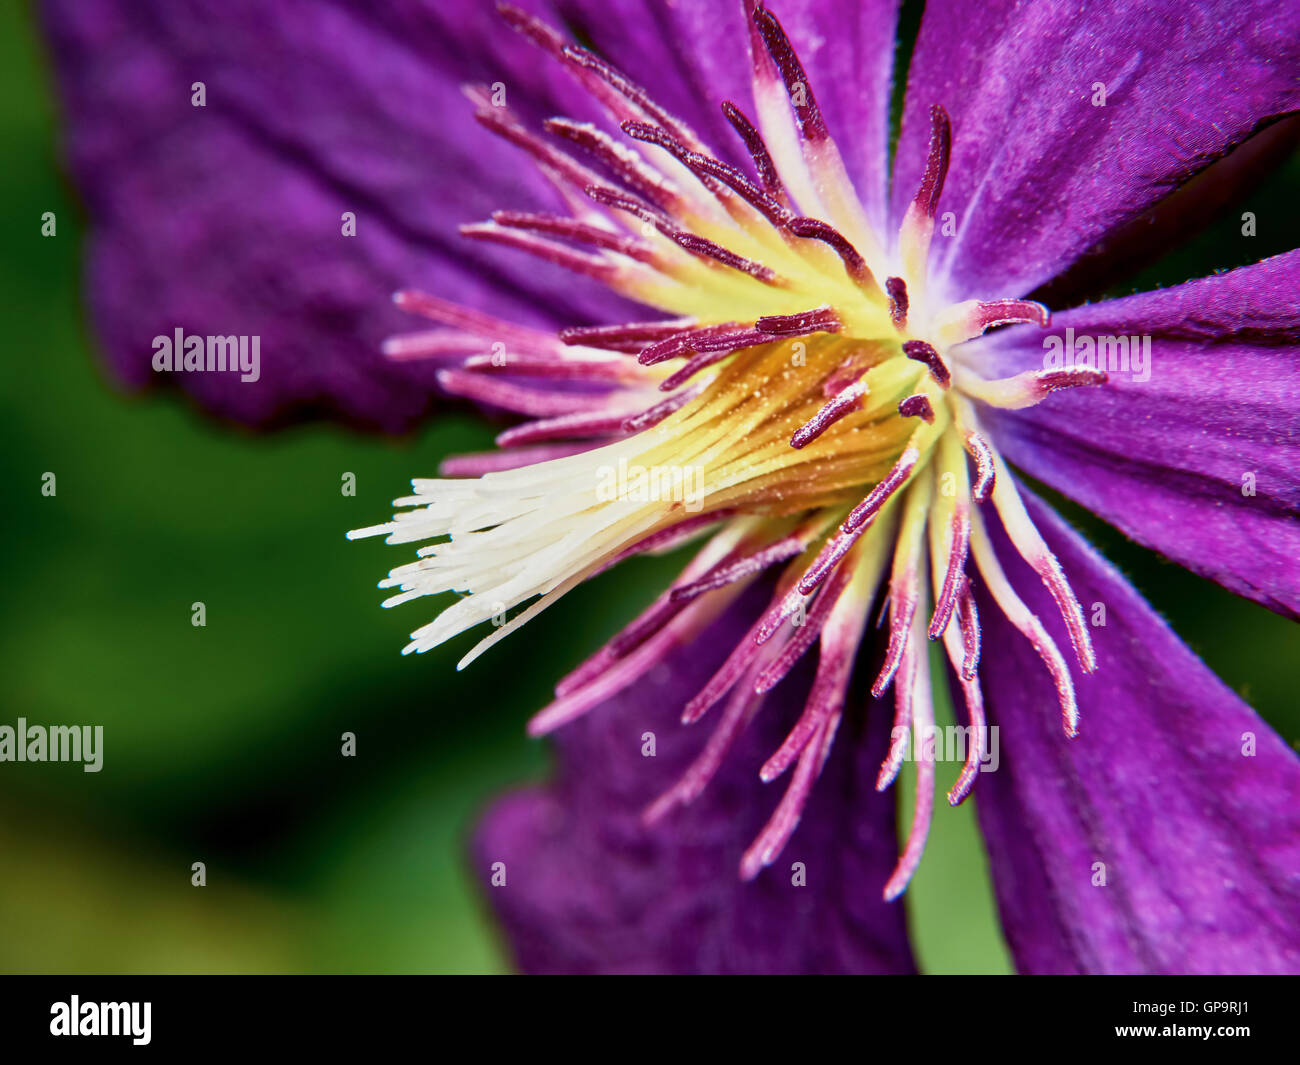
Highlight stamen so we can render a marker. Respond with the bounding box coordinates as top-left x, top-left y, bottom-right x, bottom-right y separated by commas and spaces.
392, 289, 555, 352
721, 99, 788, 203
591, 181, 782, 281
872, 573, 917, 700
958, 366, 1107, 409
883, 605, 935, 901
969, 508, 1080, 736
983, 445, 1097, 674
489, 210, 660, 265
901, 340, 950, 387
897, 105, 951, 283
658, 330, 773, 391
912, 105, 952, 217
473, 106, 606, 202
897, 394, 934, 423
620, 120, 788, 226
619, 386, 702, 432
885, 276, 909, 327
751, 3, 827, 142
458, 222, 624, 284
644, 674, 766, 823
639, 321, 746, 365
791, 378, 867, 448
381, 330, 488, 361
929, 503, 971, 639
739, 716, 835, 881
544, 118, 682, 211
436, 369, 613, 417
561, 44, 706, 153
943, 659, 985, 807
760, 569, 873, 782
796, 448, 918, 595
463, 350, 645, 383
494, 410, 634, 448
560, 317, 695, 349
963, 430, 996, 502
670, 535, 808, 604
752, 565, 852, 695
785, 216, 873, 284
754, 306, 841, 336
956, 577, 981, 681
875, 586, 919, 788
934, 297, 1050, 346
